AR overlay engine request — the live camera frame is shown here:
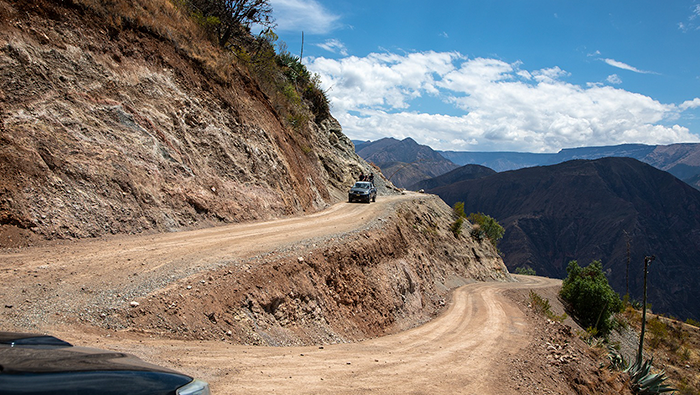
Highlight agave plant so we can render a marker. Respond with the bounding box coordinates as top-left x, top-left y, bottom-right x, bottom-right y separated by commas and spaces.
607, 345, 626, 371
625, 357, 676, 395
